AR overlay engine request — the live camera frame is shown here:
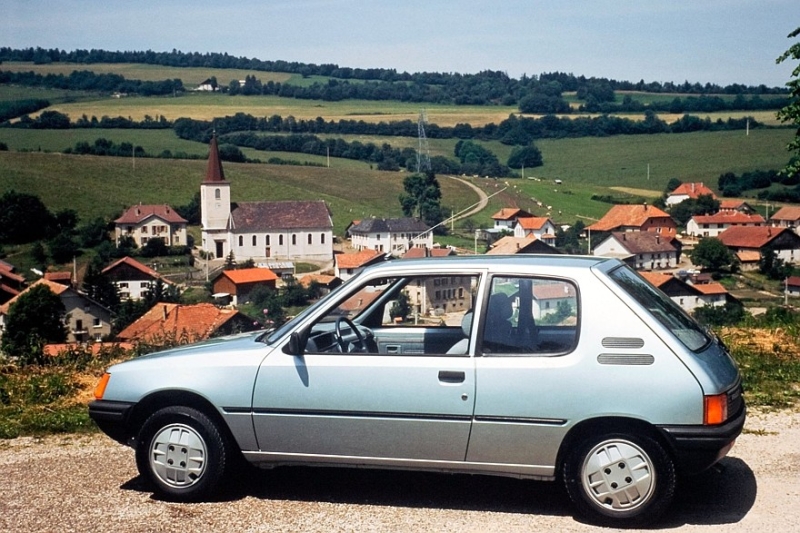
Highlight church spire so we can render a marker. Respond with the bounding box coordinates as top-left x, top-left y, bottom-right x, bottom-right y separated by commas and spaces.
203, 135, 226, 183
